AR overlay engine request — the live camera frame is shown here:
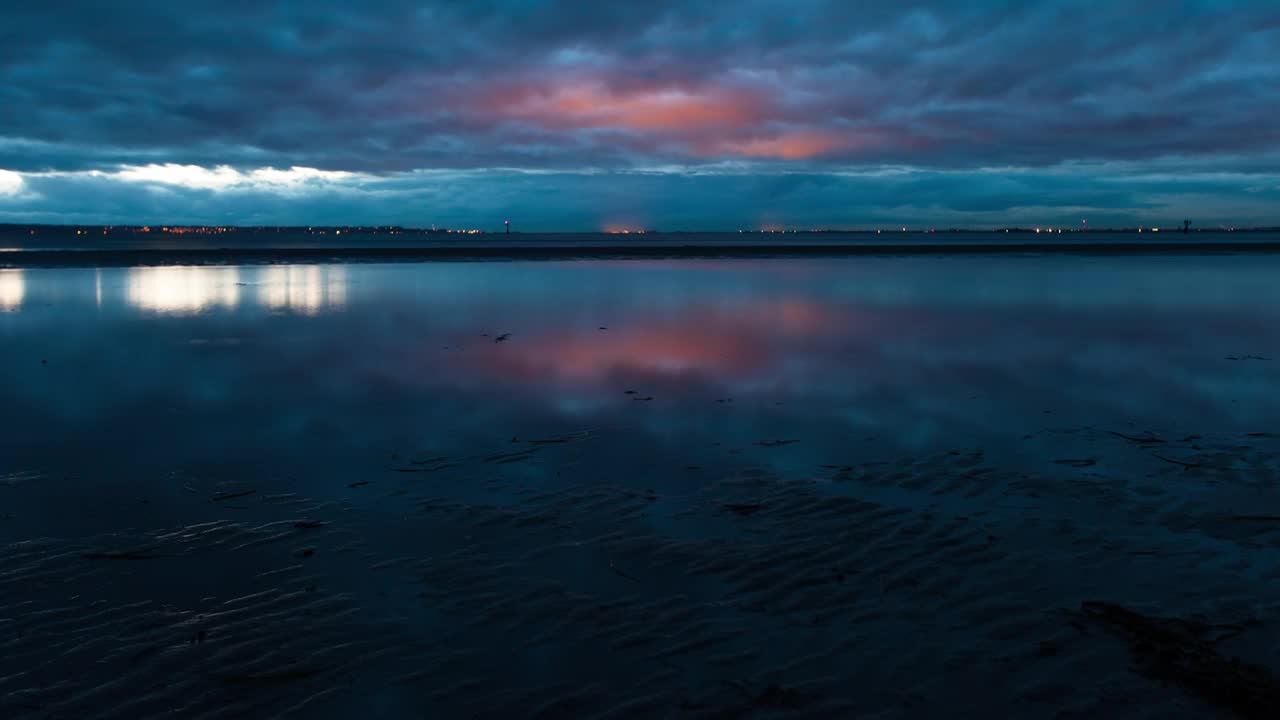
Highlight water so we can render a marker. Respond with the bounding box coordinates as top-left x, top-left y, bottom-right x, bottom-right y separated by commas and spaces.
2, 255, 1279, 718
3, 256, 1277, 485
